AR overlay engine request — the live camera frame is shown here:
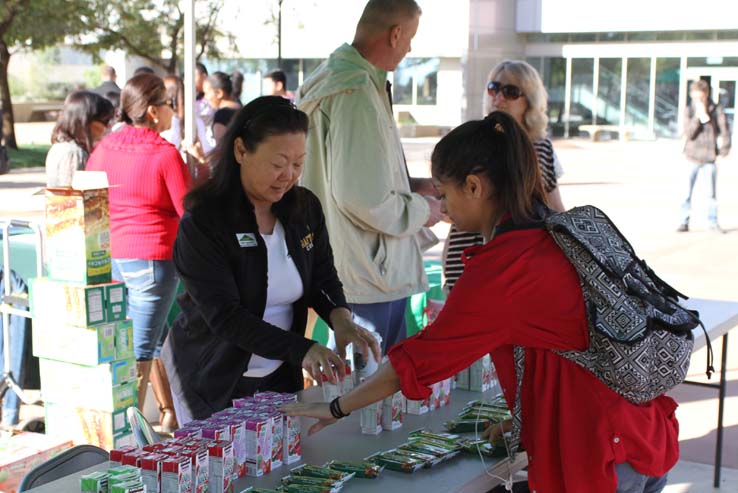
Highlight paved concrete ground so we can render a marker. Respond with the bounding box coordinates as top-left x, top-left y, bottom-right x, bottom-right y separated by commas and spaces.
2, 124, 737, 490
